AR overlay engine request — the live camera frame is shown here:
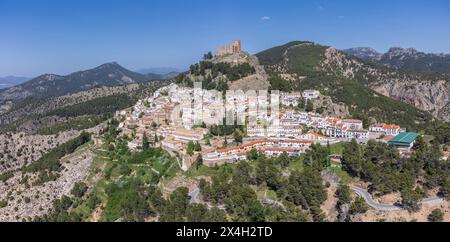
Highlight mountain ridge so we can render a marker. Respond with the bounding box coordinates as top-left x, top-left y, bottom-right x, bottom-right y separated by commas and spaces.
343, 47, 450, 73
136, 67, 183, 75
257, 41, 445, 130
0, 62, 164, 103
0, 76, 30, 90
